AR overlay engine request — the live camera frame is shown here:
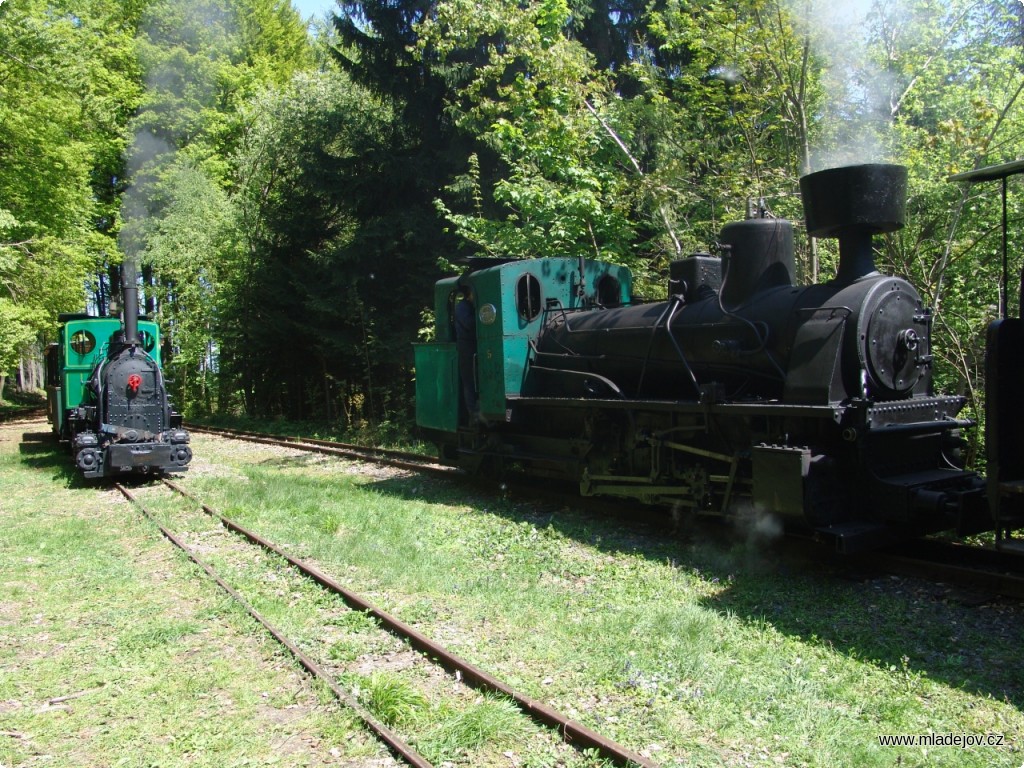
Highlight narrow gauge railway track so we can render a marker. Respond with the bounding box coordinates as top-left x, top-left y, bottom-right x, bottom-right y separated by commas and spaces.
860, 539, 1024, 600
116, 477, 659, 768
185, 423, 455, 476
114, 481, 433, 768
191, 423, 1024, 601
0, 407, 45, 423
